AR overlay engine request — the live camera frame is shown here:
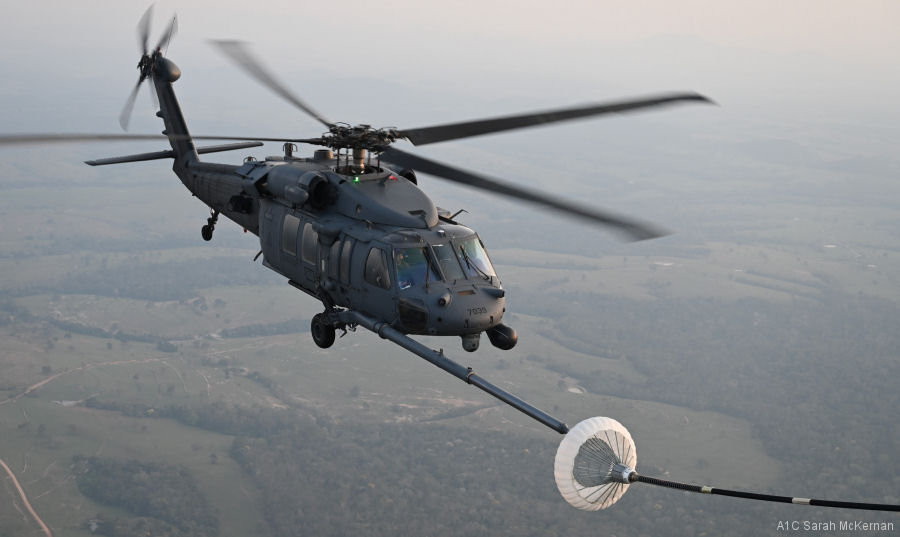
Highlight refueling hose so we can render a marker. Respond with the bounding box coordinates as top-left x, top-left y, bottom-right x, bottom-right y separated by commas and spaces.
632, 473, 900, 512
